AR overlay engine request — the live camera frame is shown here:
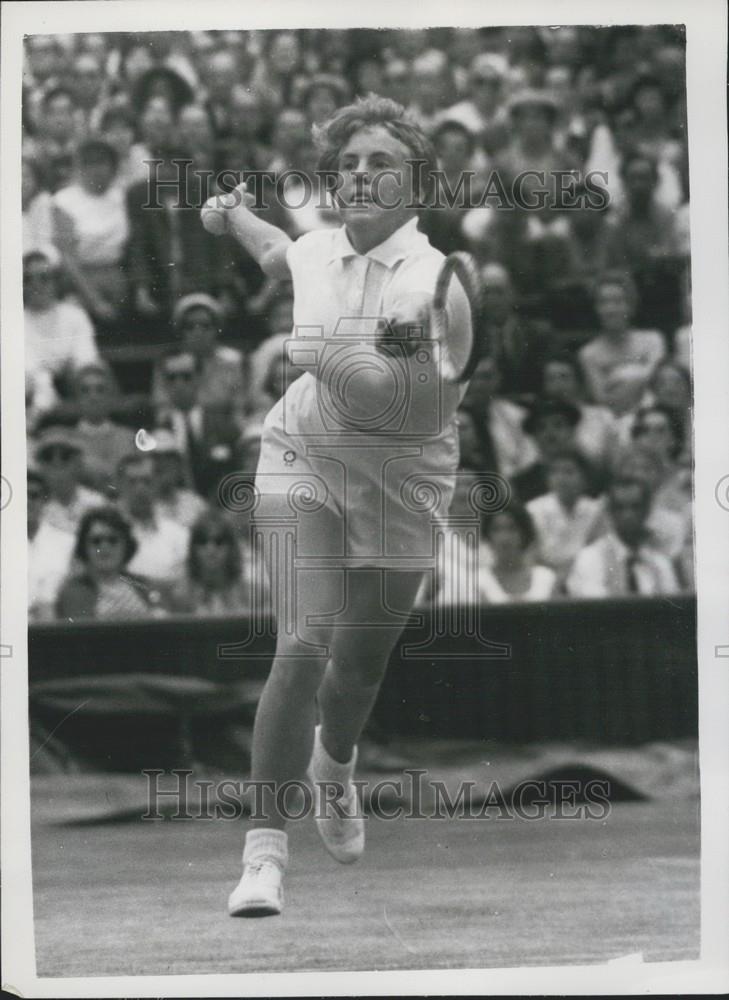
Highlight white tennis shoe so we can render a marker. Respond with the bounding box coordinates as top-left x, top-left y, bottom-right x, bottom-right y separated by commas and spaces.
228, 857, 284, 917
308, 727, 365, 864
229, 828, 288, 917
